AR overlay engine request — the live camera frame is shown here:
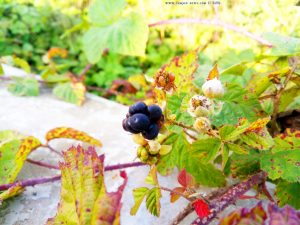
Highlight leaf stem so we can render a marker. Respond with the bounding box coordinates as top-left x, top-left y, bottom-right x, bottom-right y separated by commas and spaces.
271, 57, 299, 135
159, 186, 191, 201
104, 162, 146, 171
78, 63, 93, 81
42, 144, 63, 157
149, 18, 272, 47
26, 158, 59, 170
